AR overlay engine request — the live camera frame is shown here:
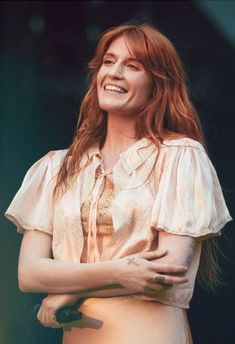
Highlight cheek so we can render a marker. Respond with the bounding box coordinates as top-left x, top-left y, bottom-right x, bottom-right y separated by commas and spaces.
96, 67, 105, 87
135, 78, 152, 99
96, 72, 102, 88
142, 75, 152, 98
